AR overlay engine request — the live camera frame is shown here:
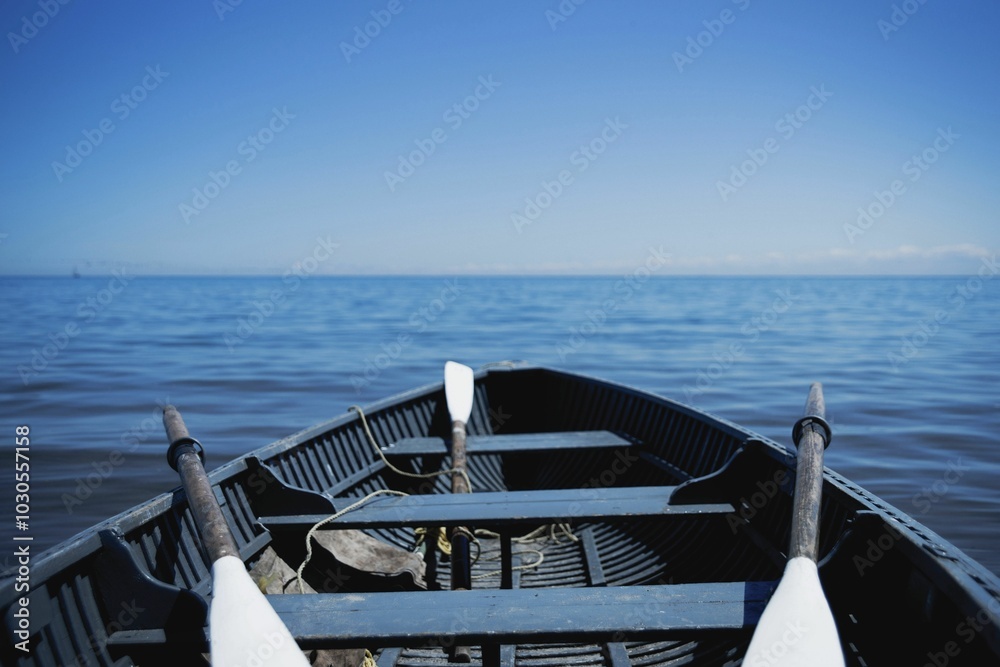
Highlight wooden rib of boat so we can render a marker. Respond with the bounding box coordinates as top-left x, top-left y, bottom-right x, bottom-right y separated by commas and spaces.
3, 364, 999, 666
